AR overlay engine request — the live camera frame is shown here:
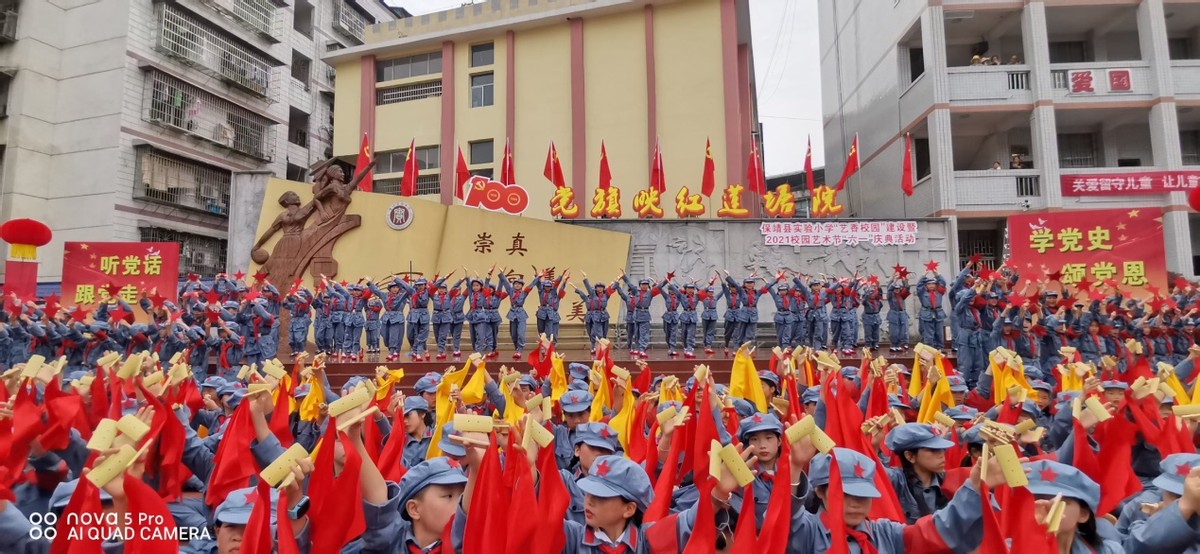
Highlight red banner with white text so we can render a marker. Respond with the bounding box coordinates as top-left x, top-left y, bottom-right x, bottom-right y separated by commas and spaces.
1007, 208, 1166, 294
61, 242, 180, 308
1060, 170, 1200, 196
